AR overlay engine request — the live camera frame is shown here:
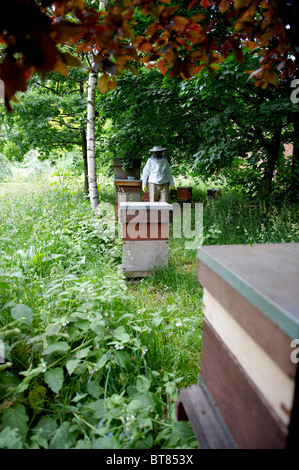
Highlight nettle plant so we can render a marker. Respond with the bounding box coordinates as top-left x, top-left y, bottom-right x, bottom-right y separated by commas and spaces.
0, 184, 196, 449
0, 293, 195, 449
